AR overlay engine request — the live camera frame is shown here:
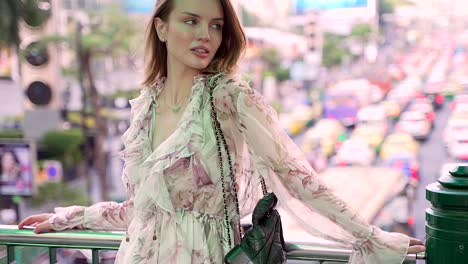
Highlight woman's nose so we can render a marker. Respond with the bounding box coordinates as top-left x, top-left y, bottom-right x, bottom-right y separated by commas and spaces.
196, 24, 210, 41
